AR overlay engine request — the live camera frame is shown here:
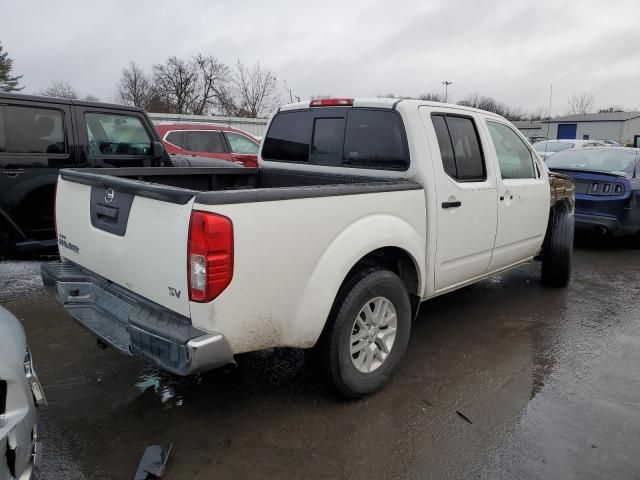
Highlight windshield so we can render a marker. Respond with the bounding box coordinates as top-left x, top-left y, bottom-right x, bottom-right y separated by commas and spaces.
534, 141, 573, 153
546, 149, 637, 176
